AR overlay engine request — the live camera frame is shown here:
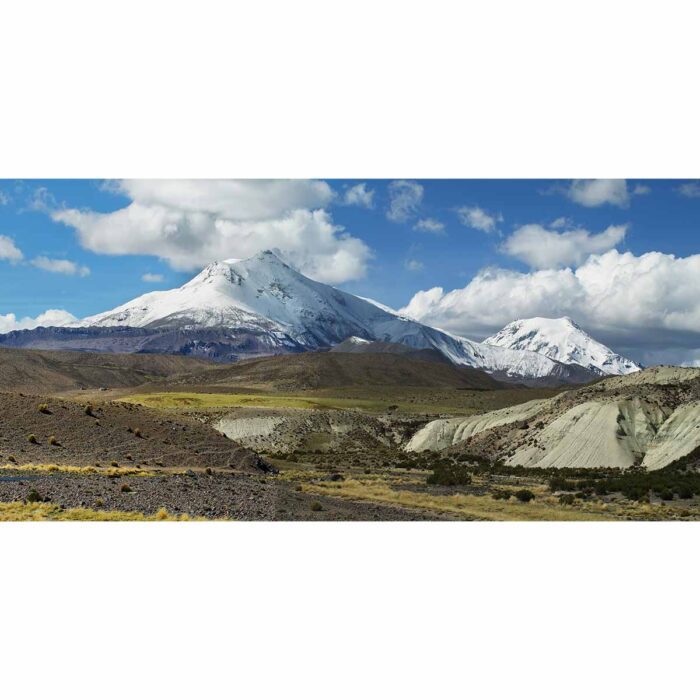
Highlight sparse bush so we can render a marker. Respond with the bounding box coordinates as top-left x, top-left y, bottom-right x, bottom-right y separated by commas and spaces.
26, 489, 42, 503
427, 462, 472, 487
111, 461, 119, 468
48, 435, 60, 446
514, 489, 535, 503
8, 454, 16, 463
27, 434, 38, 444
559, 493, 575, 506
95, 499, 104, 507
120, 483, 131, 493
205, 467, 213, 475
491, 490, 511, 501
85, 404, 95, 416
310, 501, 323, 512
38, 403, 51, 414
155, 507, 170, 520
